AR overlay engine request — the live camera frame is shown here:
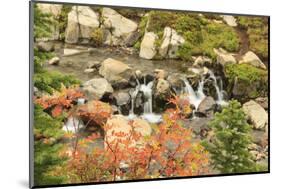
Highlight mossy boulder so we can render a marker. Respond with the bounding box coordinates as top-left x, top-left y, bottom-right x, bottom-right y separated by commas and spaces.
224, 63, 268, 102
